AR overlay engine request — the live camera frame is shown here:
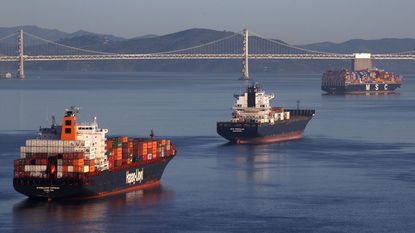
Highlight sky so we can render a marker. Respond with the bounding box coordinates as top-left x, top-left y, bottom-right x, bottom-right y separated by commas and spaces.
1, 0, 414, 44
